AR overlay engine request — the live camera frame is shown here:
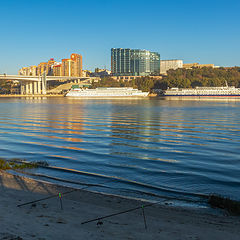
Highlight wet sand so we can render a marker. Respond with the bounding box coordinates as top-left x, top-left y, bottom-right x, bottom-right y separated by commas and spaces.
0, 170, 240, 240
